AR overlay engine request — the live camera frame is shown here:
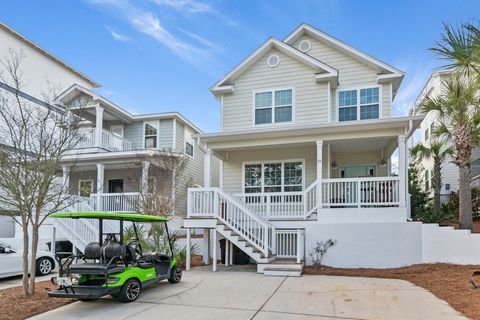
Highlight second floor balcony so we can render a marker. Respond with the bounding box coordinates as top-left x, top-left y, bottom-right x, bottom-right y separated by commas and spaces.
75, 128, 133, 152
